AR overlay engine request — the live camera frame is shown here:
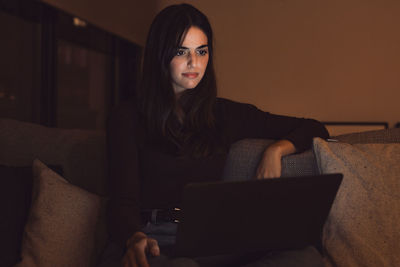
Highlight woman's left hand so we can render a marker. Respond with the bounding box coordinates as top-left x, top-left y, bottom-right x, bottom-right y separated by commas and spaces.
255, 140, 296, 179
